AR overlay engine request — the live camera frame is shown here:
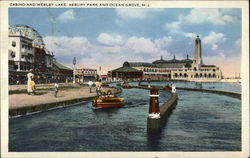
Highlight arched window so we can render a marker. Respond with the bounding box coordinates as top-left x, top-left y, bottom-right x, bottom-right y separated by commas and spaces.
213, 74, 216, 78
204, 74, 207, 77
200, 73, 202, 78
208, 74, 211, 78
195, 73, 198, 78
